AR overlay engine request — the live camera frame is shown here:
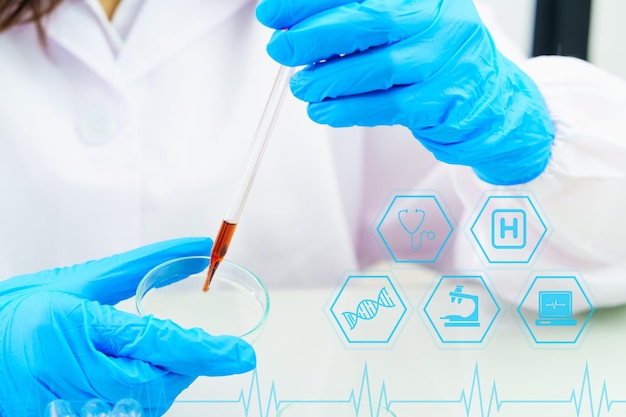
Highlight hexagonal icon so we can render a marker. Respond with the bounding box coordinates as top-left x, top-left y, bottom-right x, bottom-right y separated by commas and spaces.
329, 275, 408, 344
423, 275, 500, 344
469, 195, 548, 264
518, 275, 593, 344
376, 195, 454, 263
